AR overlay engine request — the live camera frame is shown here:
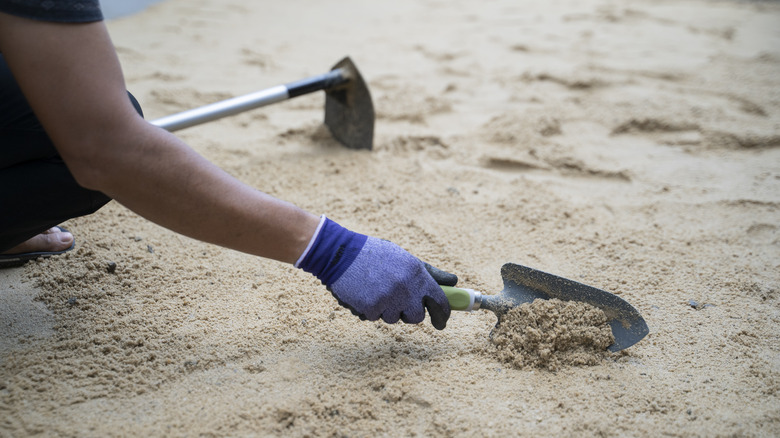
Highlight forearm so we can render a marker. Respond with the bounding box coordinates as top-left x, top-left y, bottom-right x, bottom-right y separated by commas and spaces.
93, 121, 319, 264
0, 15, 319, 264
